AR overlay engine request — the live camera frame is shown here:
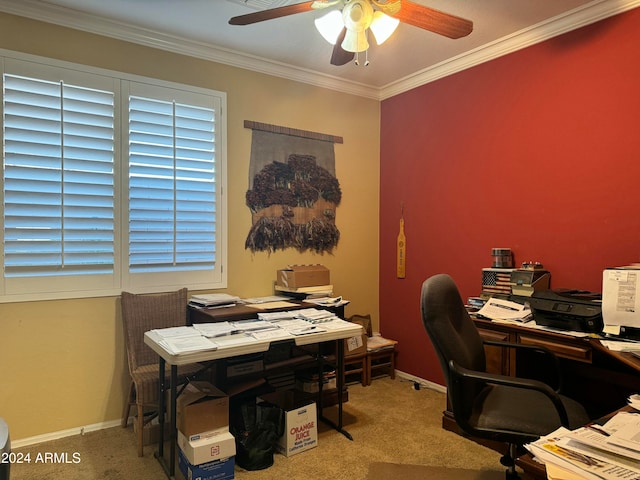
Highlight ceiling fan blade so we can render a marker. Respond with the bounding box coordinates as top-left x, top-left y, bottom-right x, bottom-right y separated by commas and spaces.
386, 0, 473, 39
330, 29, 355, 66
229, 1, 335, 26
